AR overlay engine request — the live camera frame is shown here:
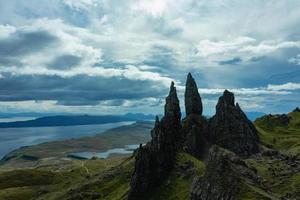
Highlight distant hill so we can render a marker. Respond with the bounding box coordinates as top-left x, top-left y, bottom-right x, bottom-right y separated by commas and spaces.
0, 111, 264, 128
0, 113, 156, 128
